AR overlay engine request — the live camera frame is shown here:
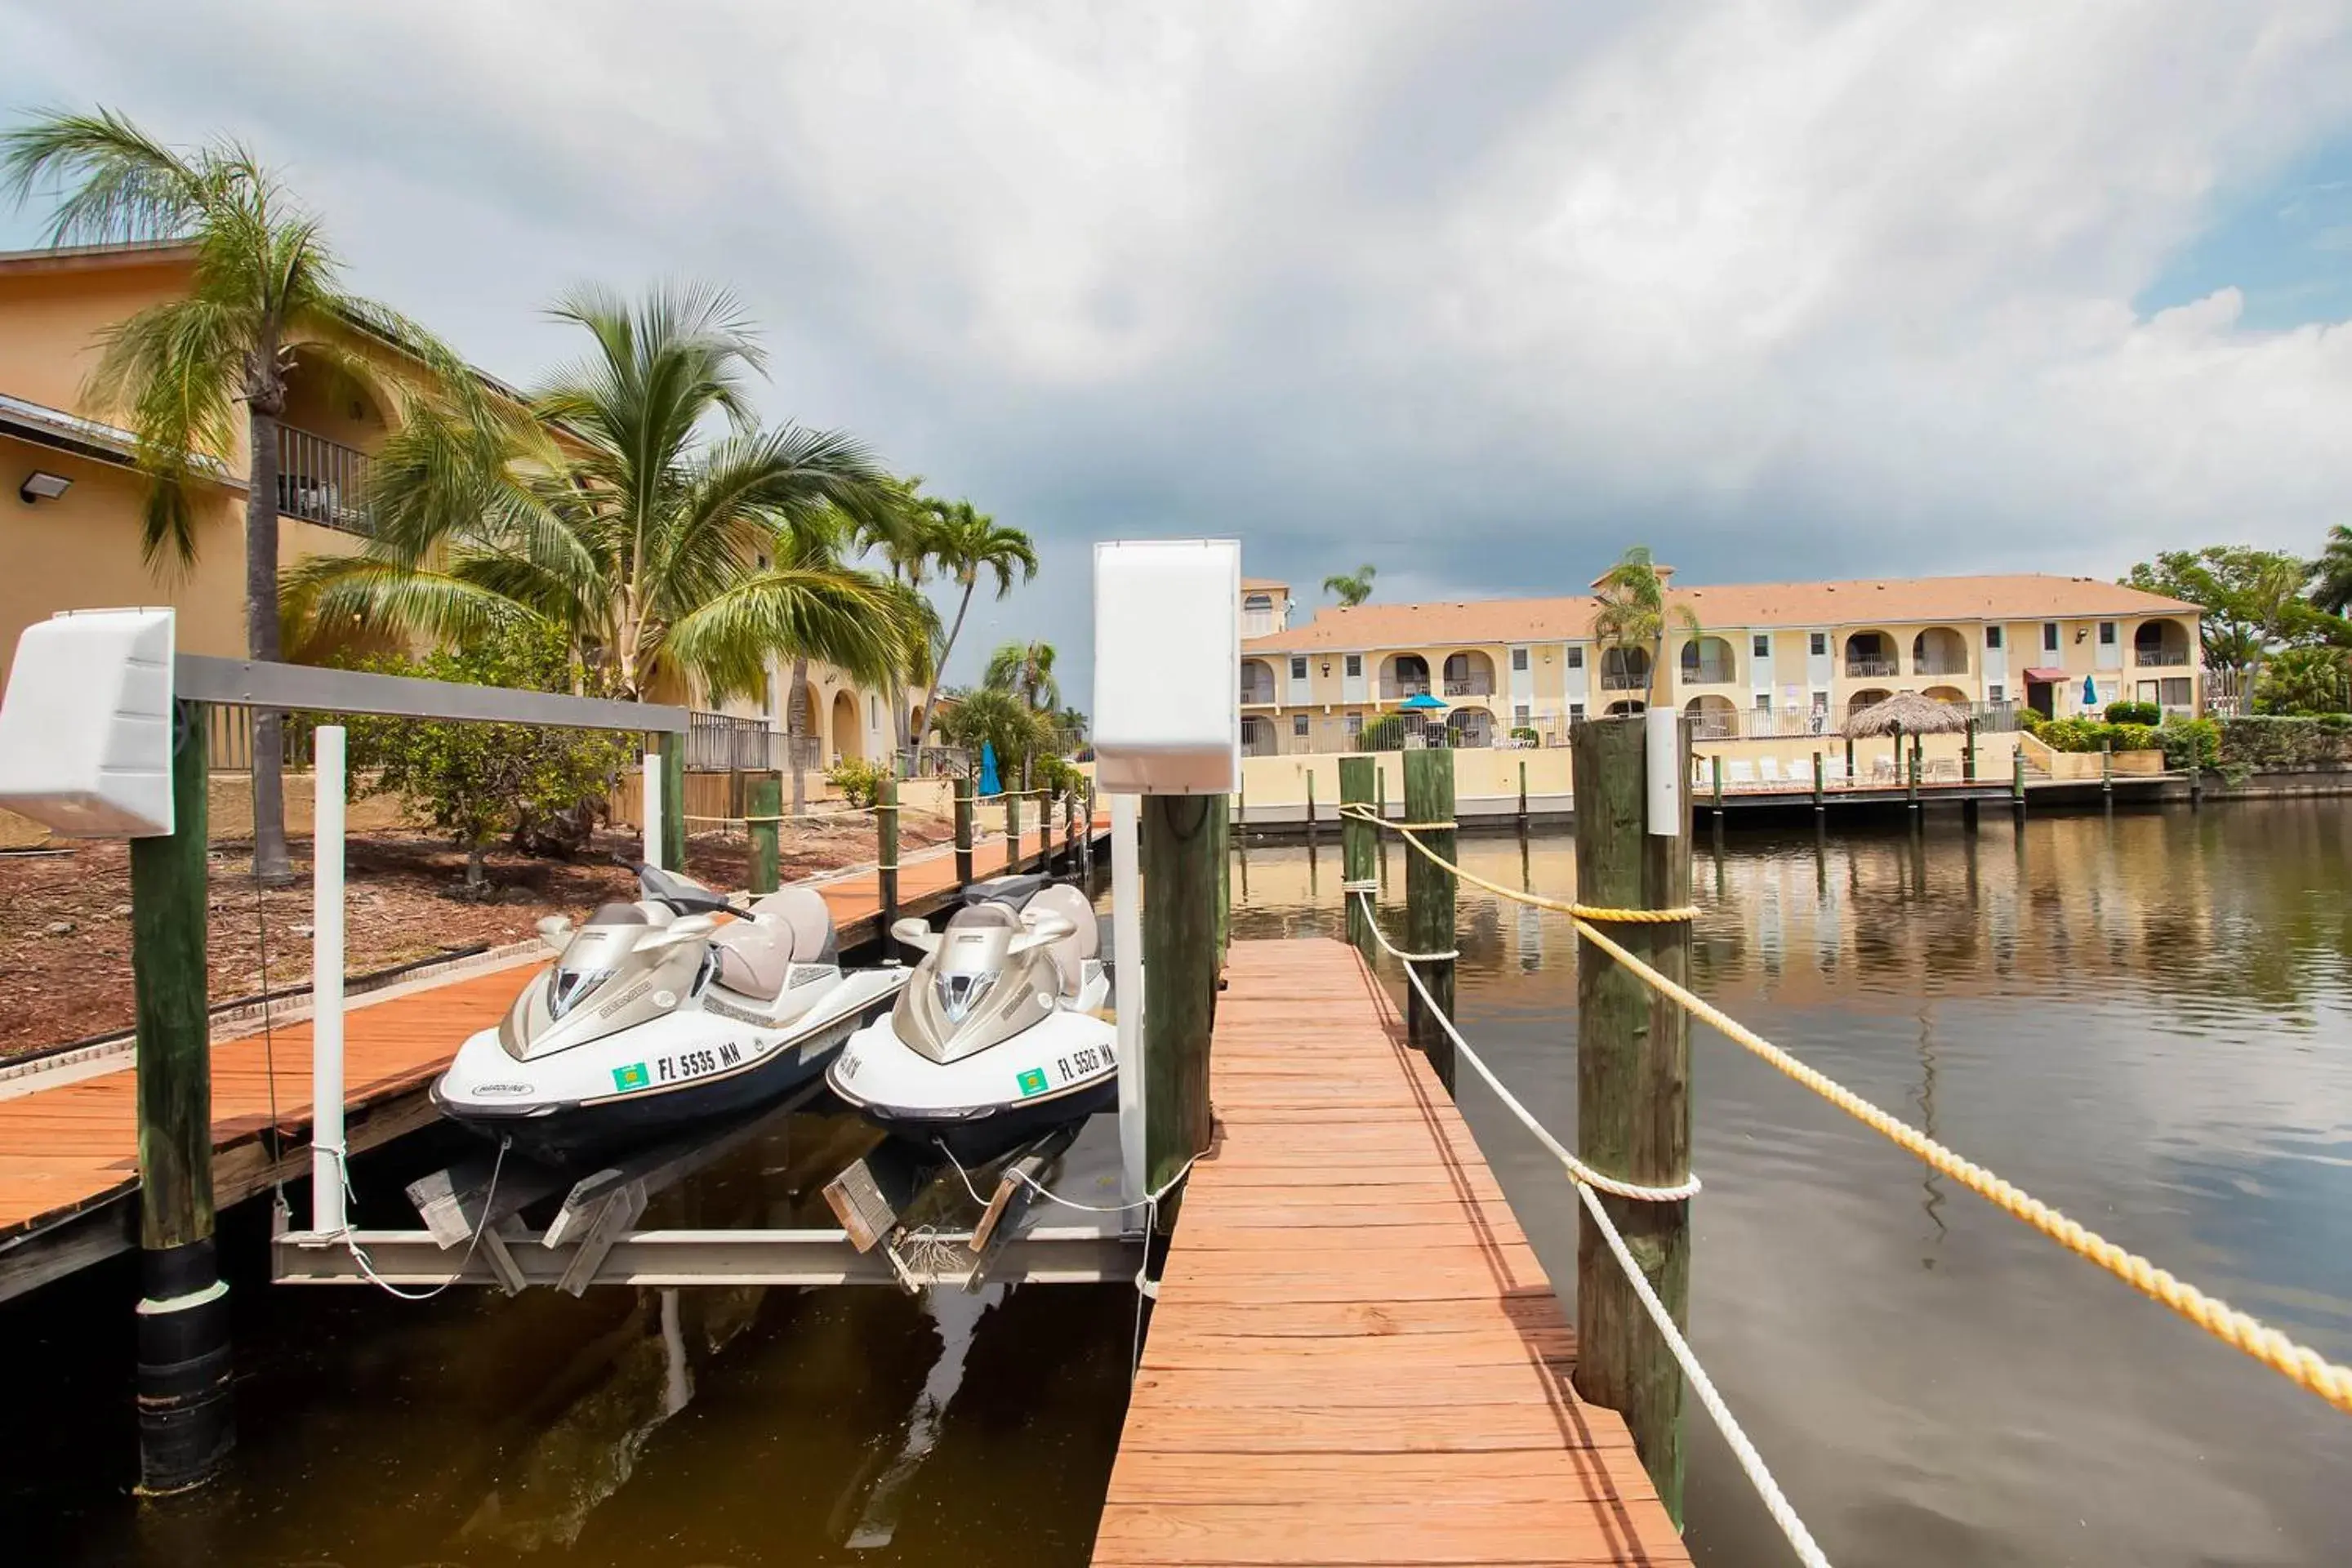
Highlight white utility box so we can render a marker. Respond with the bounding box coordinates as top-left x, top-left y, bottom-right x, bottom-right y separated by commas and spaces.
0, 608, 177, 836
1092, 540, 1241, 795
